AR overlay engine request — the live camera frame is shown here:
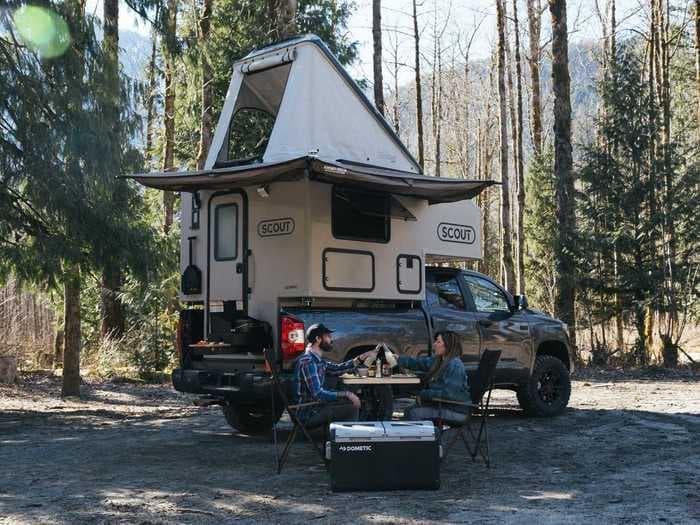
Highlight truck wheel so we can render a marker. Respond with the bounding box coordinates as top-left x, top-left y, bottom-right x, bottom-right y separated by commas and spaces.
223, 402, 282, 435
517, 355, 571, 417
